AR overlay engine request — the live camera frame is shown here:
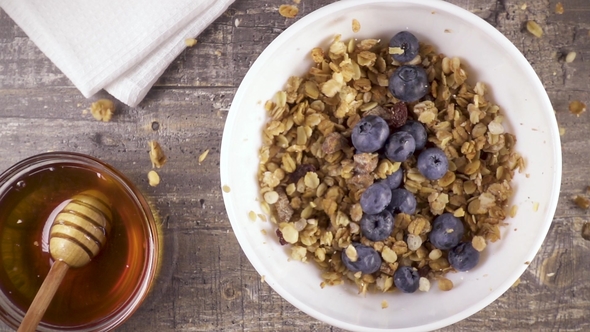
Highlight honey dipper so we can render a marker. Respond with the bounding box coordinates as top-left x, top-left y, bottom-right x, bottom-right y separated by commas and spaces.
18, 190, 112, 332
